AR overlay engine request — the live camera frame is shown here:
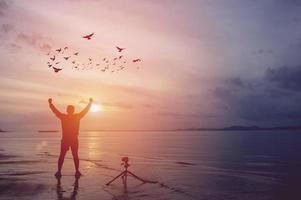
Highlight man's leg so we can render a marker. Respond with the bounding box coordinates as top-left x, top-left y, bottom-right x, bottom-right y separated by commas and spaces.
71, 139, 81, 177
56, 141, 68, 177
